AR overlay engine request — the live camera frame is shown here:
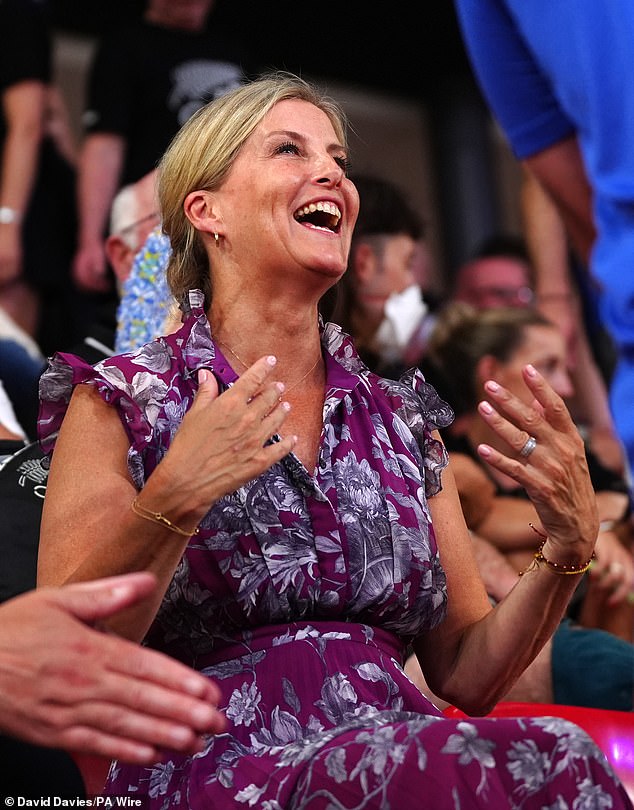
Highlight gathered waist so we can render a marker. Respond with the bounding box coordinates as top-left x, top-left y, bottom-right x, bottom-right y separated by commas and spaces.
194, 620, 405, 670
